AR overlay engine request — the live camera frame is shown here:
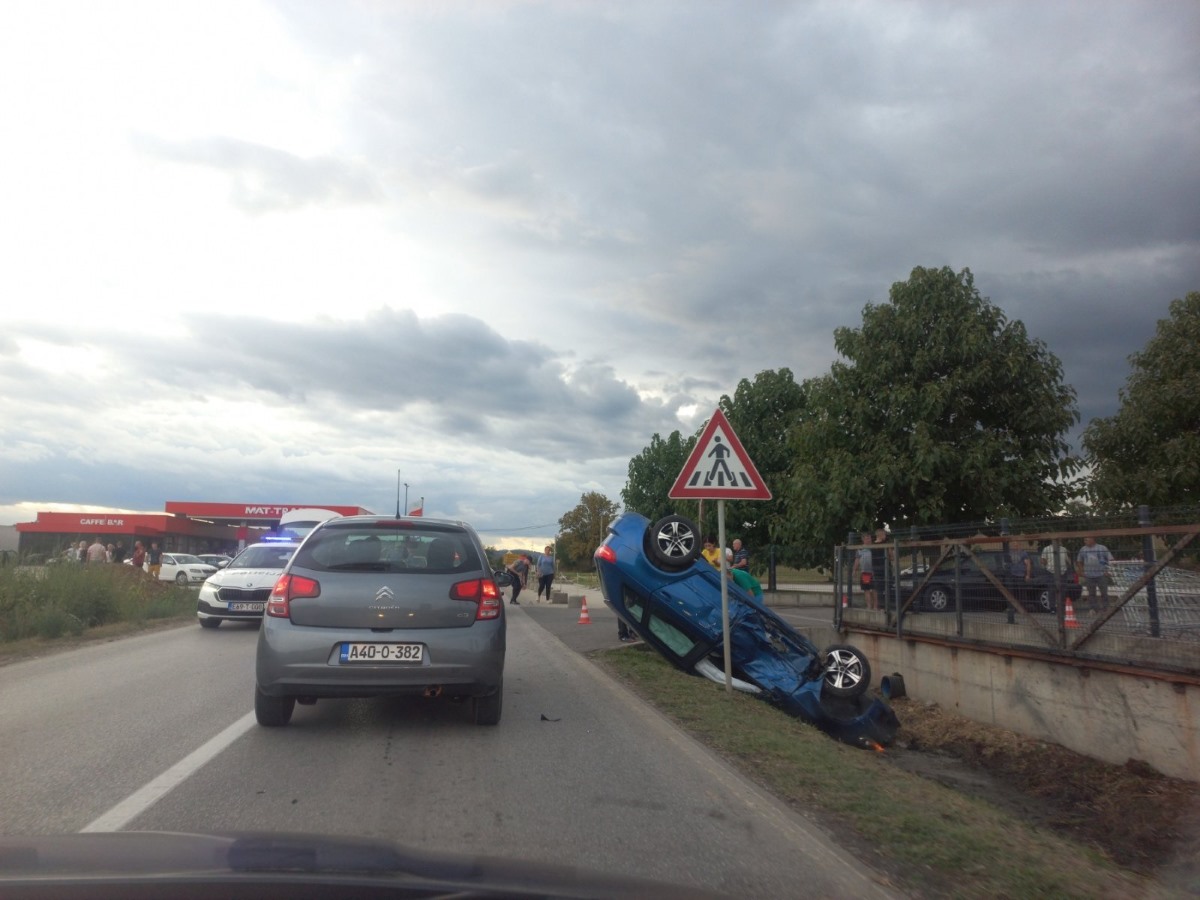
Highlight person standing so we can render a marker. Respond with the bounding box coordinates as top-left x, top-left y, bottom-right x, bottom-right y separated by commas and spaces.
112, 541, 127, 564
130, 541, 146, 571
871, 528, 890, 610
1040, 541, 1070, 576
701, 536, 720, 568
852, 531, 875, 609
507, 555, 529, 605
85, 538, 106, 563
731, 539, 749, 572
147, 541, 163, 580
1007, 541, 1033, 607
1076, 535, 1112, 612
76, 540, 88, 564
617, 615, 635, 642
536, 546, 557, 601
